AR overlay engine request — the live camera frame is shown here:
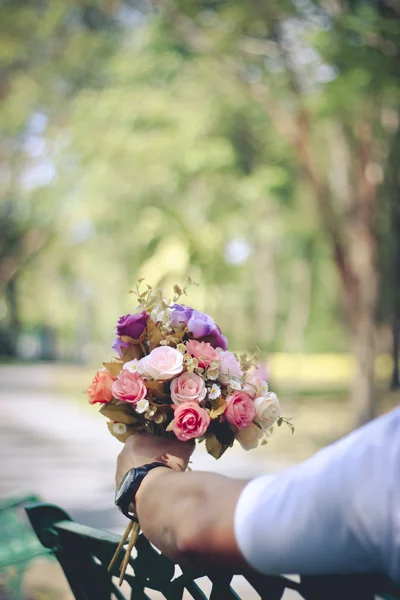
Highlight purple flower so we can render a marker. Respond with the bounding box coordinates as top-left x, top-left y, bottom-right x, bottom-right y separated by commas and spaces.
208, 328, 228, 351
169, 304, 193, 330
187, 310, 215, 338
115, 311, 149, 339
112, 337, 130, 358
187, 310, 228, 350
